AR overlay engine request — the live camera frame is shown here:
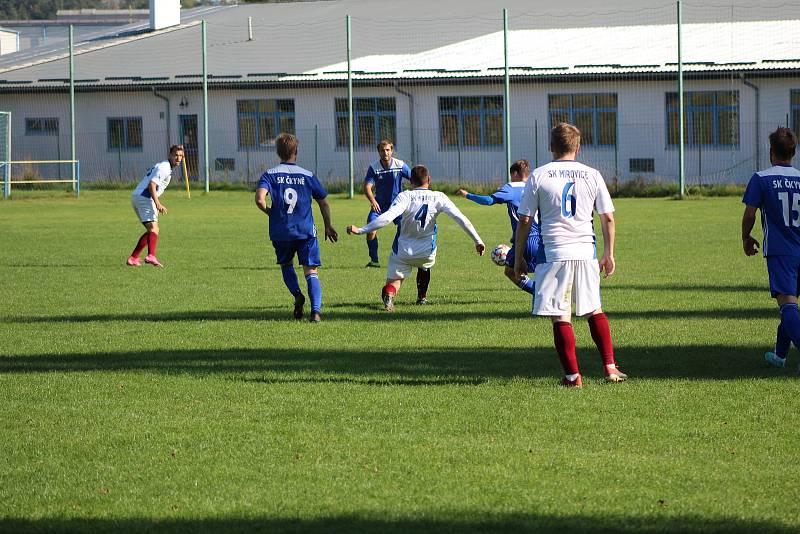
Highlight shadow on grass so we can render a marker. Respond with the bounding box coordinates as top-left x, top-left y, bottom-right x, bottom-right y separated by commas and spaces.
1, 306, 779, 324
0, 343, 790, 382
0, 513, 796, 534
